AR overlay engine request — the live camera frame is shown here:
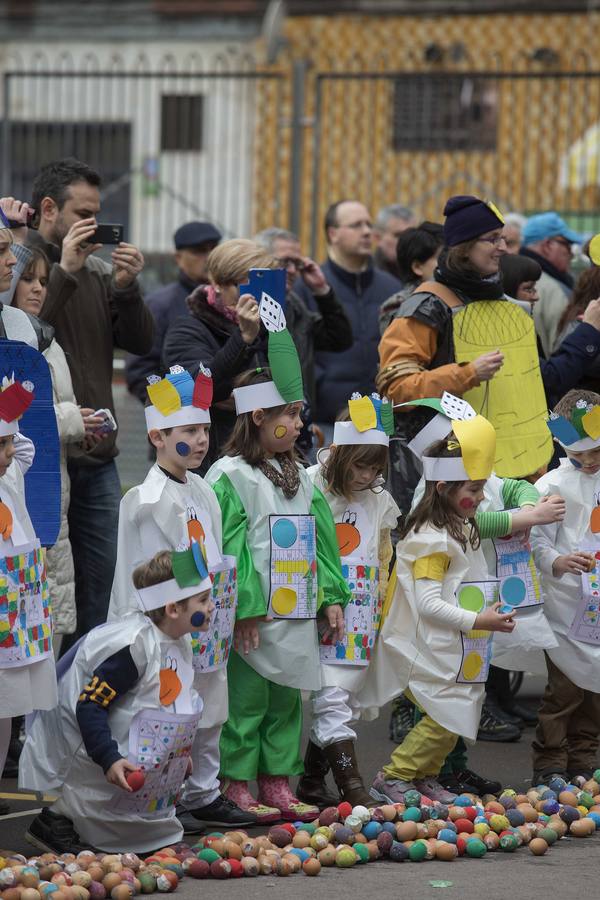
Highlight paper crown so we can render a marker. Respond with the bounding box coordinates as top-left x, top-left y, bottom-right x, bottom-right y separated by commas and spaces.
397, 391, 496, 481
233, 273, 304, 414
547, 399, 600, 451
137, 541, 212, 612
145, 364, 212, 432
0, 374, 34, 437
333, 392, 394, 447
